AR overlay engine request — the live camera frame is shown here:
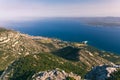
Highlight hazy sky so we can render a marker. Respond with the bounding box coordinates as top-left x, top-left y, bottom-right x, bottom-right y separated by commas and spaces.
0, 0, 120, 20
